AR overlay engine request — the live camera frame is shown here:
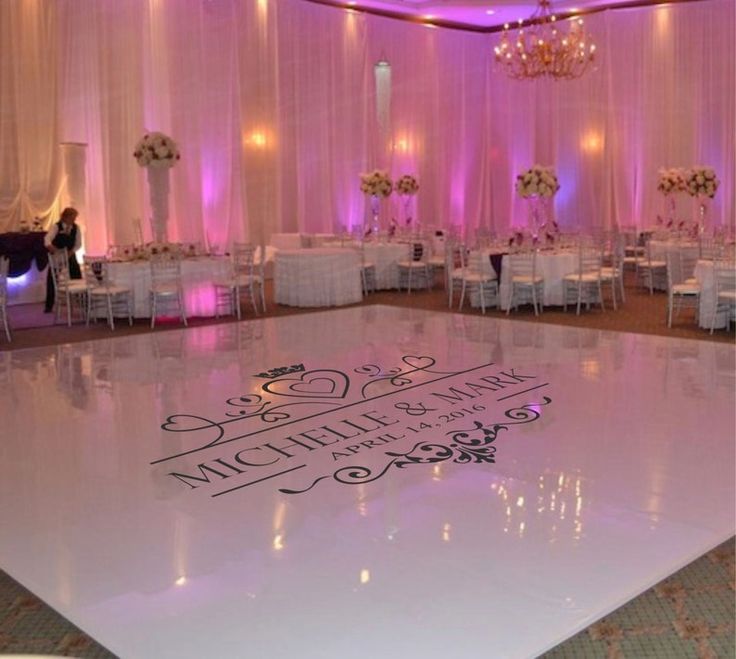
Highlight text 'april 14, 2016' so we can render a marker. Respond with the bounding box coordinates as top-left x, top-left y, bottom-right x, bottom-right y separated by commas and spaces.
155, 356, 553, 498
